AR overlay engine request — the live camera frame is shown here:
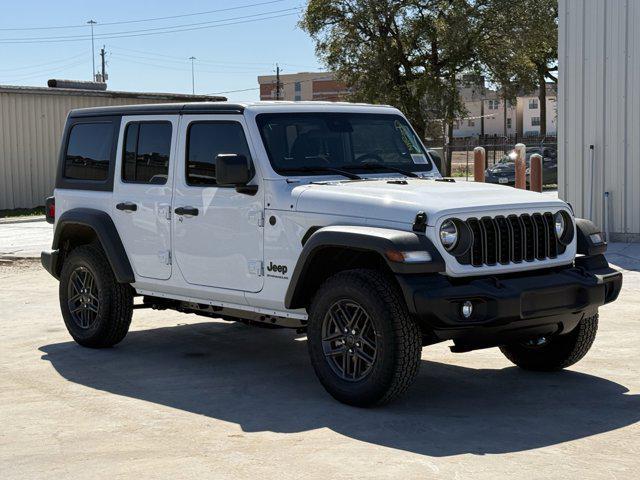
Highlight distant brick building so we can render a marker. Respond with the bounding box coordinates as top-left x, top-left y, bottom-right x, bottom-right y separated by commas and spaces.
258, 72, 349, 102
